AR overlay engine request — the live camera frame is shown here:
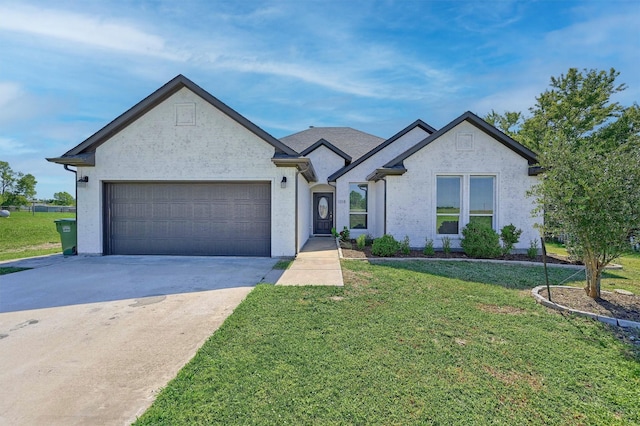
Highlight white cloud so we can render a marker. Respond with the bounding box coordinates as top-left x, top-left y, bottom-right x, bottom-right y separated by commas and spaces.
0, 4, 186, 61
0, 137, 38, 155
0, 82, 22, 108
